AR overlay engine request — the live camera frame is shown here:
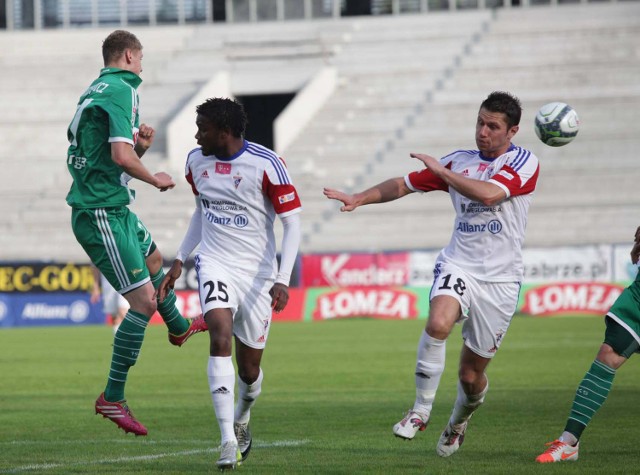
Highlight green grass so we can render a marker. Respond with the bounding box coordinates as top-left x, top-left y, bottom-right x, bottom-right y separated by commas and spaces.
0, 316, 639, 474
